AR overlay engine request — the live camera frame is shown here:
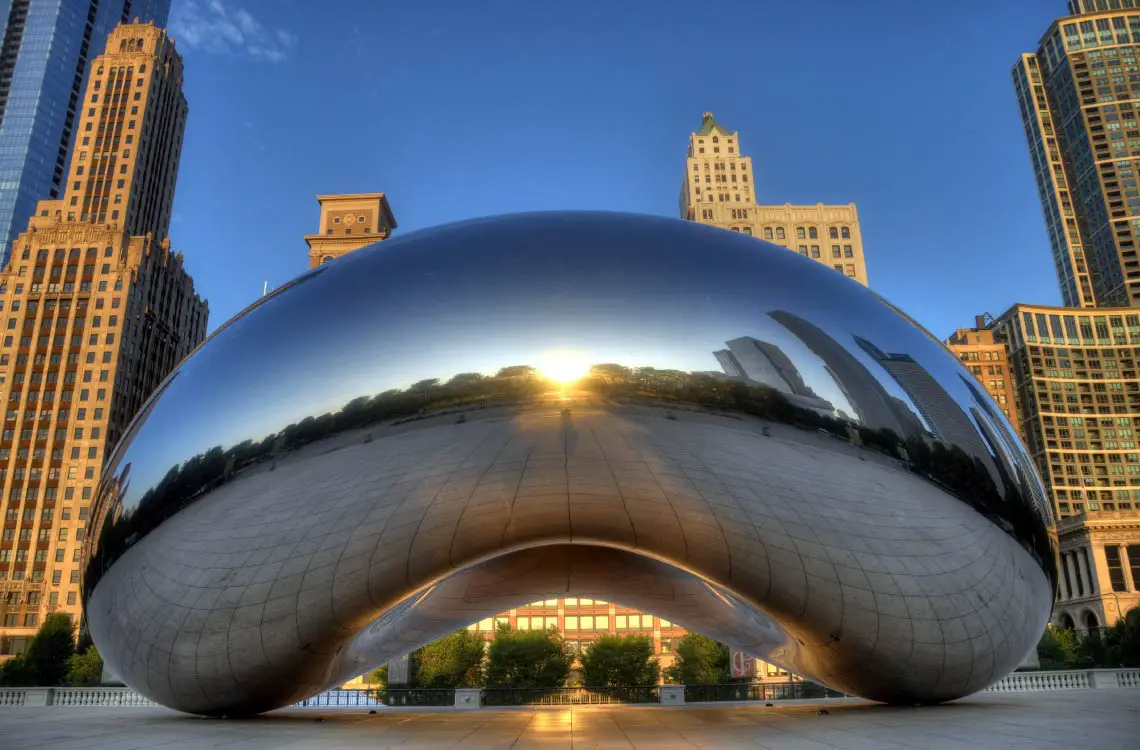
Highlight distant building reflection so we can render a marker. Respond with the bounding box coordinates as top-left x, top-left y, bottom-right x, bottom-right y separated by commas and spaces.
767, 310, 922, 437
714, 336, 838, 418
853, 335, 1003, 488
